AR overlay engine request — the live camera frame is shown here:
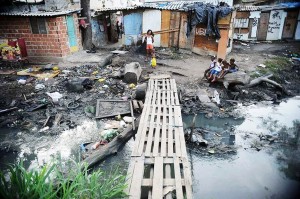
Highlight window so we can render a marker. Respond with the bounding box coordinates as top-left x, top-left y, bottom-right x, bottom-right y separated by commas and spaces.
30, 17, 47, 34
